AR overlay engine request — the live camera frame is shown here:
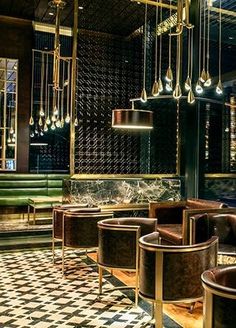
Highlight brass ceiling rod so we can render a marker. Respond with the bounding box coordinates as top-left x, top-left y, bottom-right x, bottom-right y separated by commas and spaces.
131, 0, 177, 10
131, 0, 236, 19
210, 7, 236, 18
